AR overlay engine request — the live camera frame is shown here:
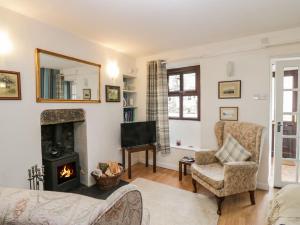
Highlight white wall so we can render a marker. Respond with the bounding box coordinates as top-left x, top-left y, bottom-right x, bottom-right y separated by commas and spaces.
136, 27, 300, 190
169, 120, 201, 148
0, 7, 136, 188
